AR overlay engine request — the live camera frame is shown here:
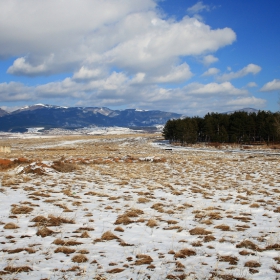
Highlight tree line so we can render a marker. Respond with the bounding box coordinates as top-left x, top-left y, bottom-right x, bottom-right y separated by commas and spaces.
163, 111, 280, 144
